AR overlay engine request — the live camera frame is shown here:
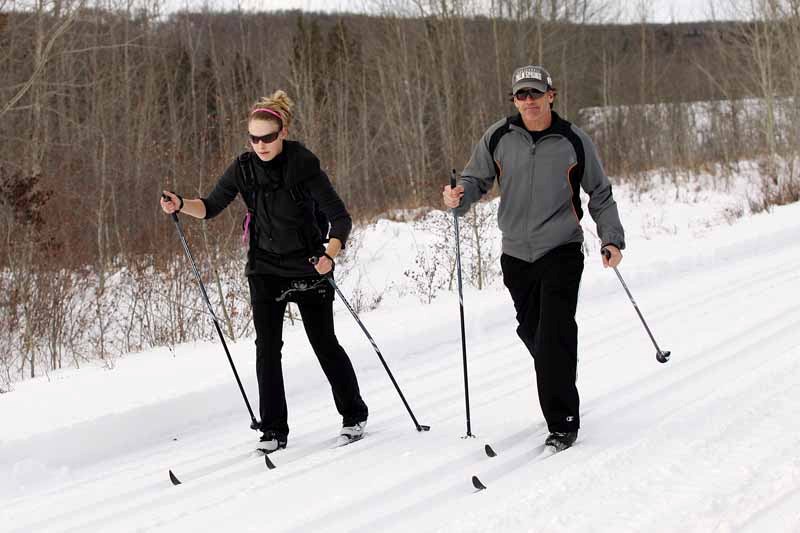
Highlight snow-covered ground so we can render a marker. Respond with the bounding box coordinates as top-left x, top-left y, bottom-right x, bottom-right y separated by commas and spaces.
2, 169, 800, 532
